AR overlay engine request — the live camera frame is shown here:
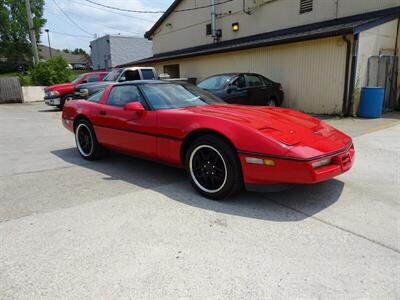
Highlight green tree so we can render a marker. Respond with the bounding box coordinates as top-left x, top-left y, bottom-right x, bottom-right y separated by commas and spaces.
0, 0, 46, 72
71, 48, 87, 55
30, 56, 72, 86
